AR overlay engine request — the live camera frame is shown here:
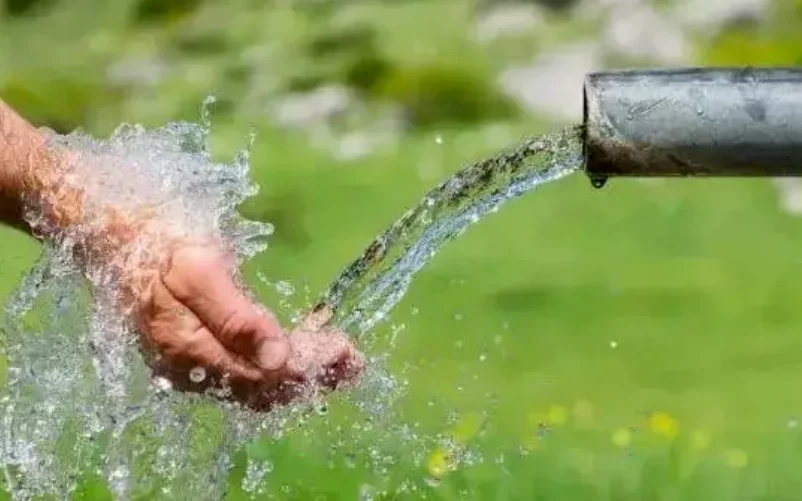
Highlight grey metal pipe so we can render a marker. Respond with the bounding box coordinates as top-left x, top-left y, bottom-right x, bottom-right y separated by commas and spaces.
583, 67, 802, 187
